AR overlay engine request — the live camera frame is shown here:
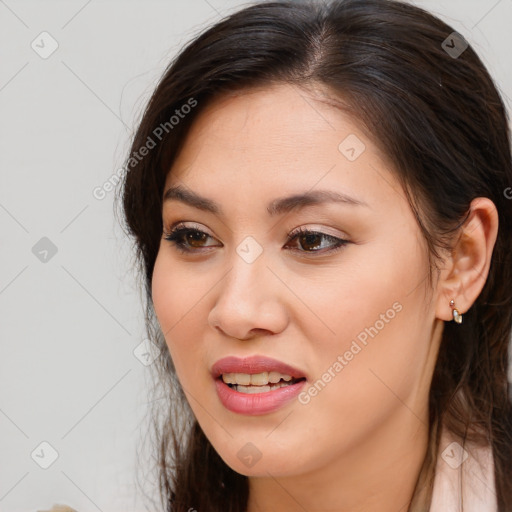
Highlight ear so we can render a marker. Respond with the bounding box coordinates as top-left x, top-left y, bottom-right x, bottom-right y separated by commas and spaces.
435, 197, 499, 322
